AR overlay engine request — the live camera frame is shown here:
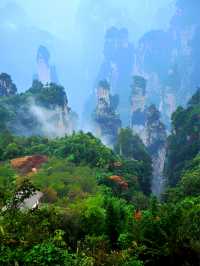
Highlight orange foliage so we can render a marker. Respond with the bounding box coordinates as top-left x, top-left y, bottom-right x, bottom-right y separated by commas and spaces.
134, 210, 142, 221
109, 175, 128, 189
11, 155, 48, 175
